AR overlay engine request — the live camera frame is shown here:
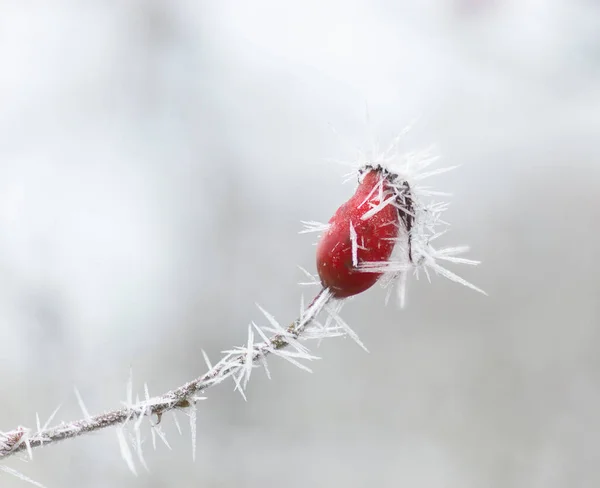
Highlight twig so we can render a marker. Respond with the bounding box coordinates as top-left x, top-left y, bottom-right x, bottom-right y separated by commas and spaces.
0, 288, 334, 461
